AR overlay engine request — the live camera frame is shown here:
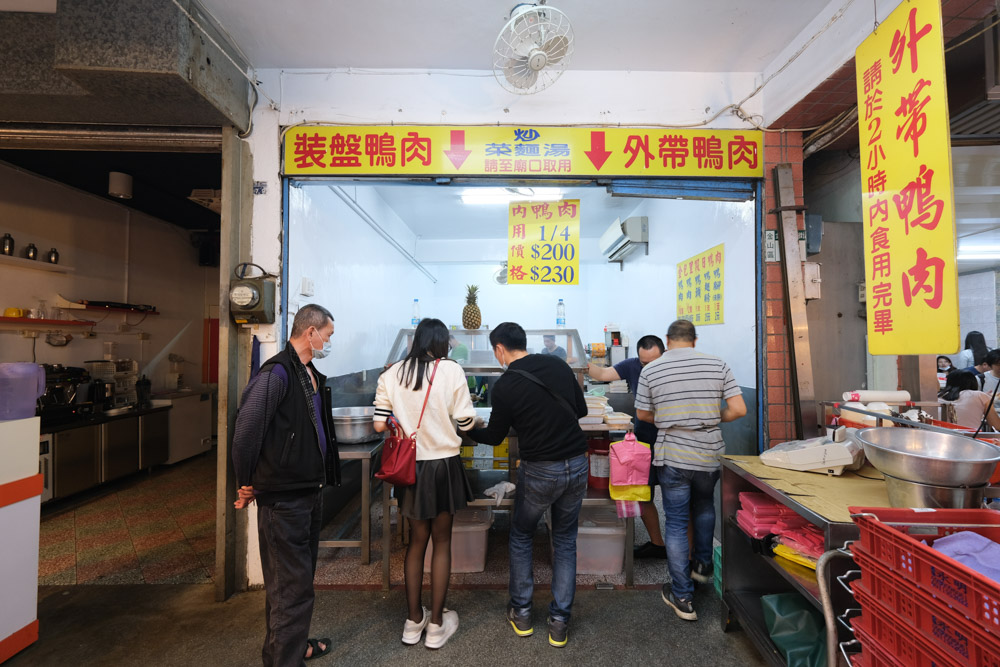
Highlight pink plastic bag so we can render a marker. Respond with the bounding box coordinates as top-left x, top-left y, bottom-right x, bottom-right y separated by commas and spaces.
609, 432, 651, 487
